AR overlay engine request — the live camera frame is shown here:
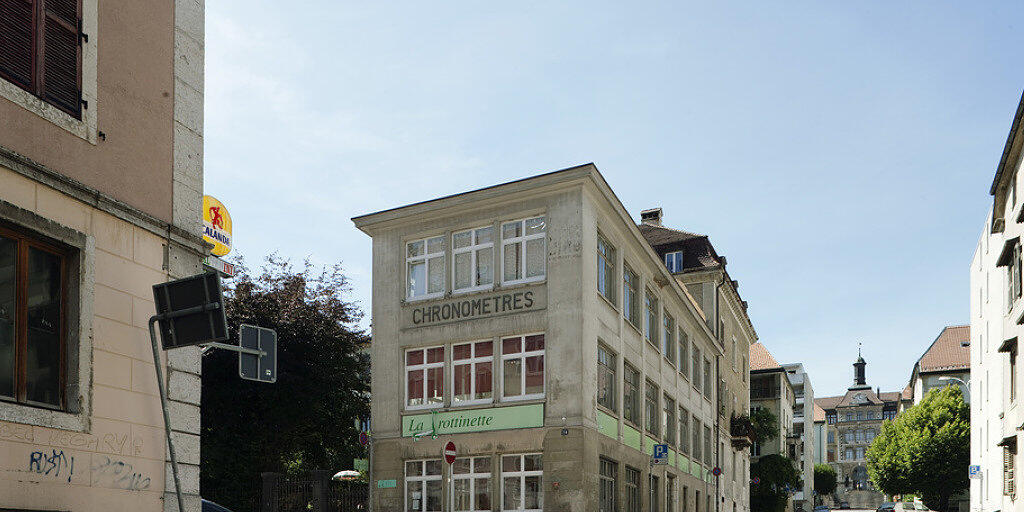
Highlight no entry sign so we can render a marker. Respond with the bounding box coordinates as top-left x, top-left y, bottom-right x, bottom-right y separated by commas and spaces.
443, 441, 457, 464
